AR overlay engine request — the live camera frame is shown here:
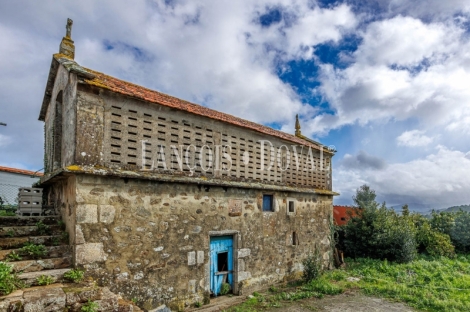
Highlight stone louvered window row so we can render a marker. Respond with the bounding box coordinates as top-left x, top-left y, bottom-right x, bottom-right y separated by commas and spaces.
105, 105, 329, 189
